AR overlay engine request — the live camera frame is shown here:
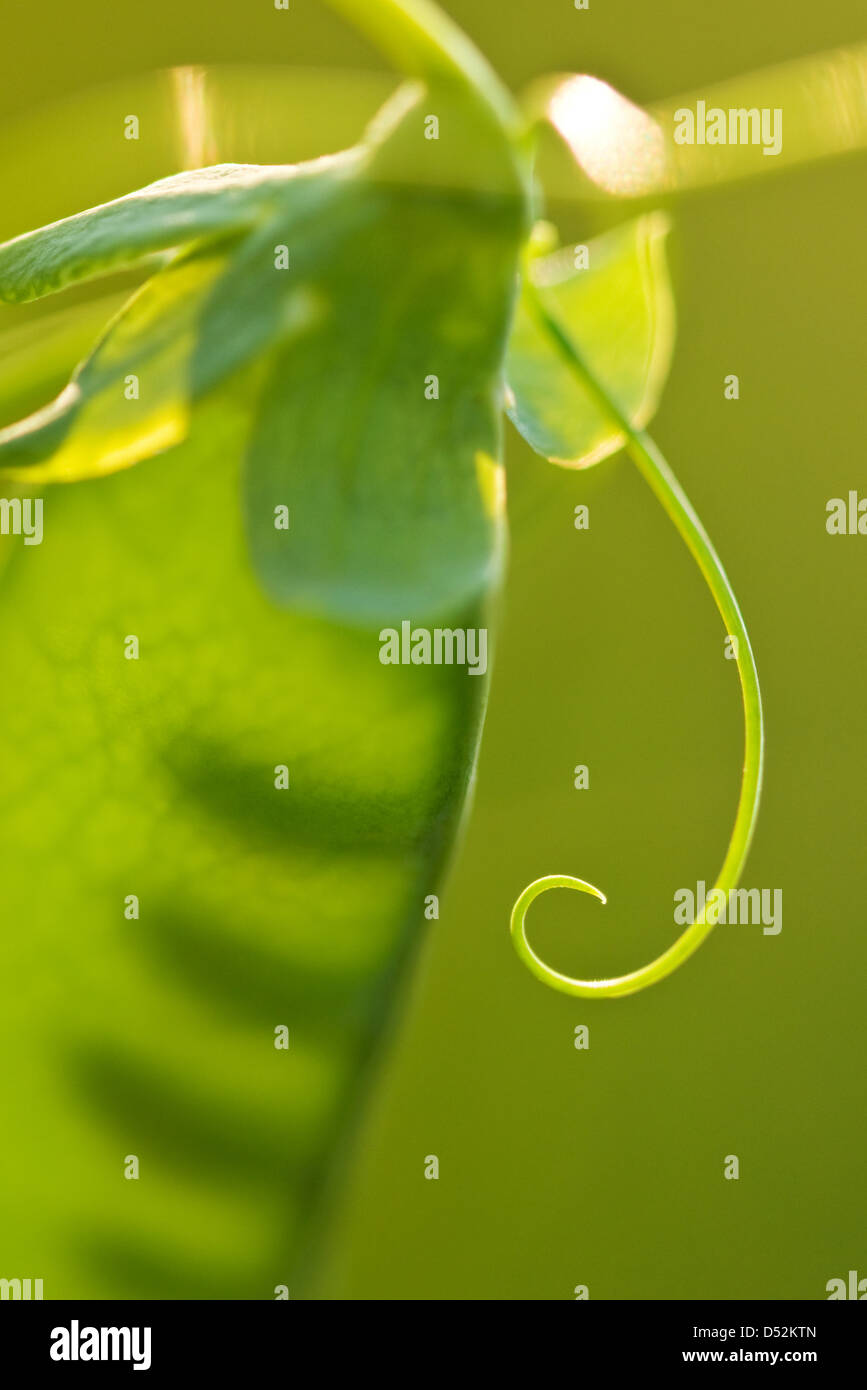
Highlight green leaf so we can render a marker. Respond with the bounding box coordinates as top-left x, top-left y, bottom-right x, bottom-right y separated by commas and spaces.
0, 69, 527, 1297
0, 294, 130, 427
211, 86, 525, 626
0, 163, 298, 305
323, 0, 524, 150
0, 381, 491, 1297
1, 87, 525, 625
505, 214, 675, 467
0, 249, 233, 478
243, 181, 520, 628
0, 154, 359, 482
